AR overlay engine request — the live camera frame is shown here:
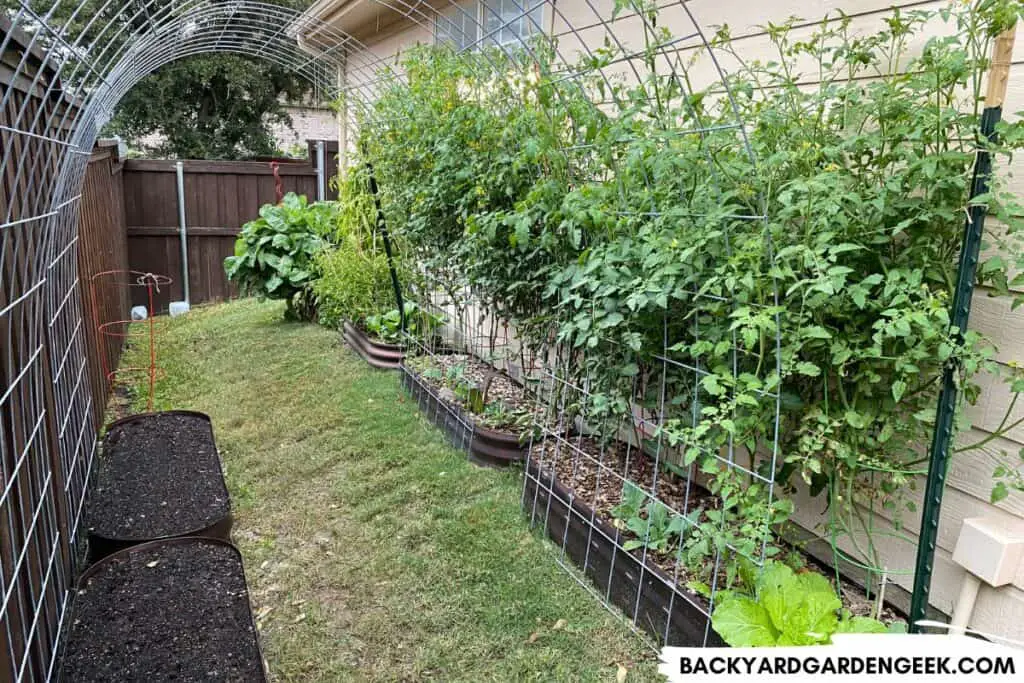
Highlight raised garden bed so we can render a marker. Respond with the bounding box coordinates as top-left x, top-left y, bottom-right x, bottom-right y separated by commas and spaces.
61, 538, 266, 682
87, 411, 231, 563
523, 446, 721, 647
400, 358, 531, 467
342, 321, 404, 369
524, 435, 902, 646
